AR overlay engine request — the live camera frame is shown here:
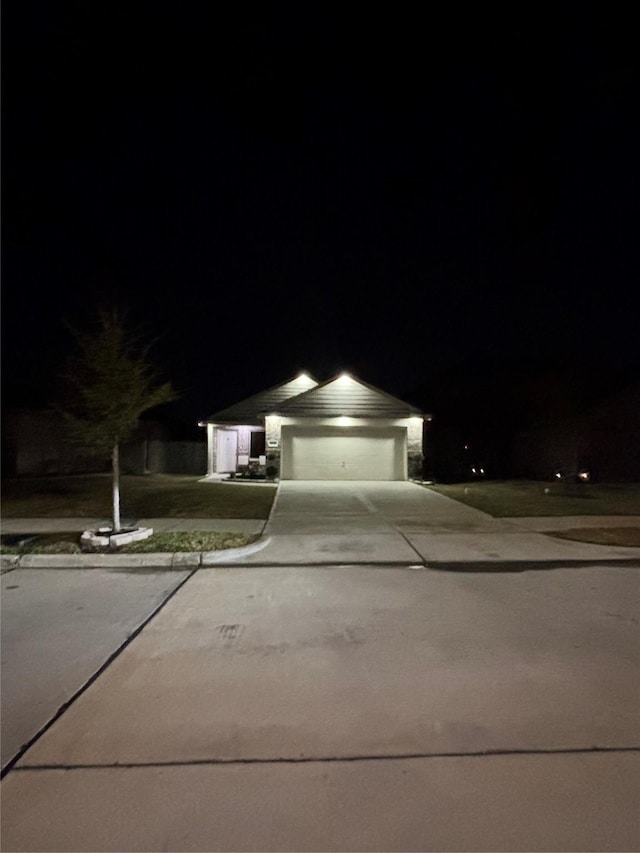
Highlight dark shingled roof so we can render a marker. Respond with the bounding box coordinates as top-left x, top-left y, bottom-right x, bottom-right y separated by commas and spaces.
205, 374, 318, 424
272, 374, 426, 418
